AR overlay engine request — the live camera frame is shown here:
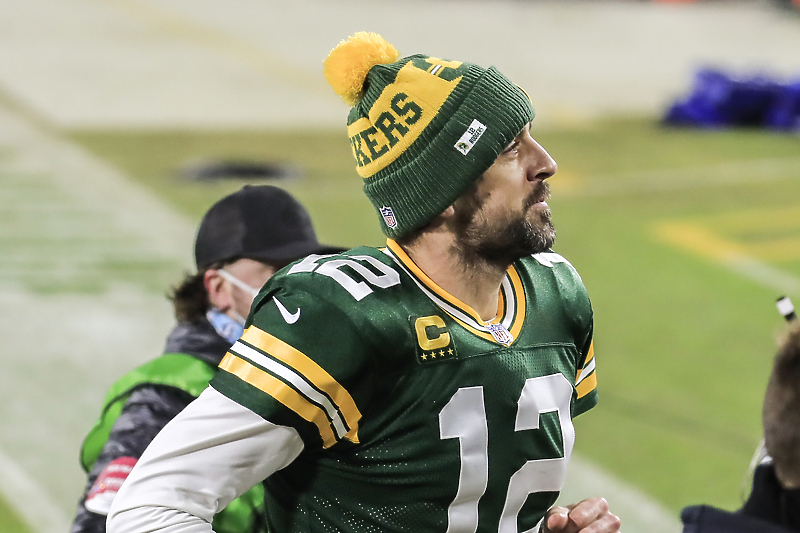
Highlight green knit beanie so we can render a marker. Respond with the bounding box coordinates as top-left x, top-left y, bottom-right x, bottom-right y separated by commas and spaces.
324, 32, 535, 238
